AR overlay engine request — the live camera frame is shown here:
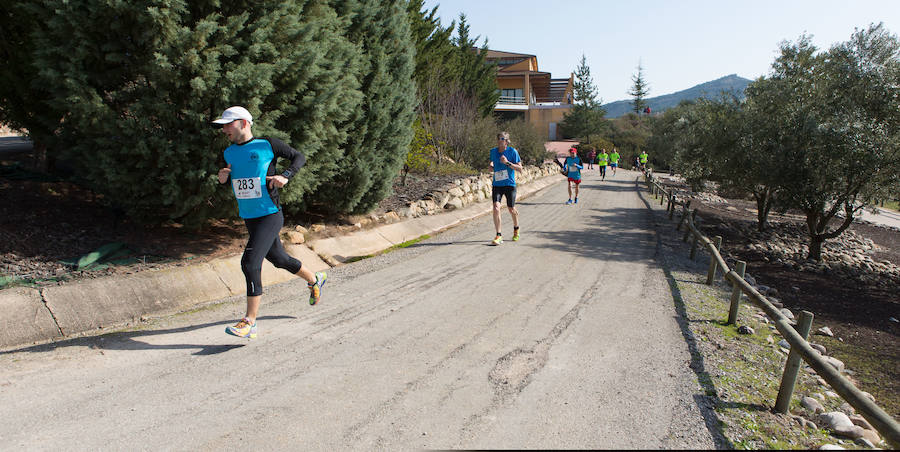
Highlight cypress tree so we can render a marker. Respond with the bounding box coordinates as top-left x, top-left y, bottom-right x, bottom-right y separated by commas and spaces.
310, 0, 416, 214
22, 0, 362, 226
